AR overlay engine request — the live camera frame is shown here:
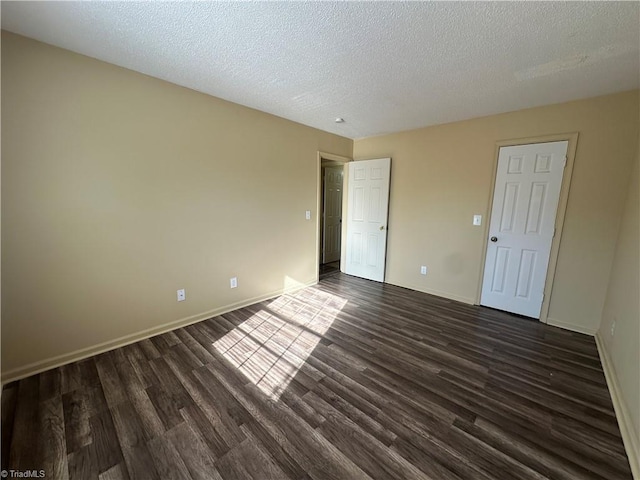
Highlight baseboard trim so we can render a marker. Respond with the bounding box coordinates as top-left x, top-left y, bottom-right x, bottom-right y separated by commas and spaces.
1, 279, 317, 385
595, 332, 640, 479
546, 317, 598, 335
